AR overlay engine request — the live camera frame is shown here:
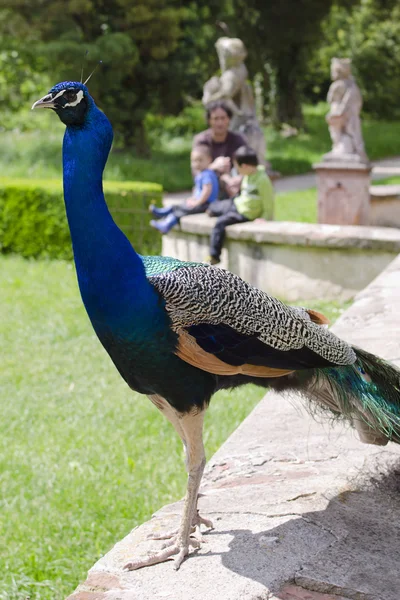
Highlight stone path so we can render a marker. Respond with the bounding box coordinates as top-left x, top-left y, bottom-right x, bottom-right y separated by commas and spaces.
67, 256, 400, 600
164, 156, 400, 203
